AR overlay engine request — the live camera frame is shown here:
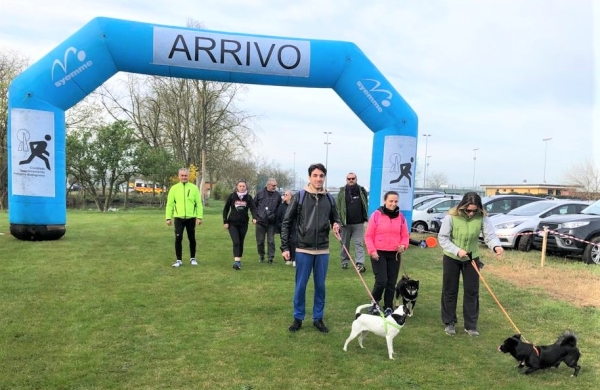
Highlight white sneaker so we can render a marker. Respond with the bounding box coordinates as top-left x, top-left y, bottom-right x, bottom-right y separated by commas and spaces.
292, 261, 296, 267
172, 260, 183, 268
190, 258, 198, 266
285, 261, 292, 266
